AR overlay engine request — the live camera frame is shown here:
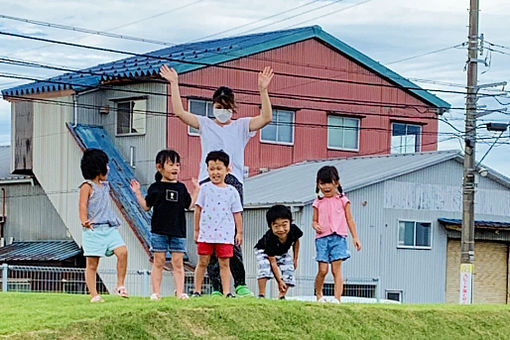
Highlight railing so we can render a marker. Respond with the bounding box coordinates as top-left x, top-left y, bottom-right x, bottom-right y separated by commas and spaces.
1, 264, 211, 296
